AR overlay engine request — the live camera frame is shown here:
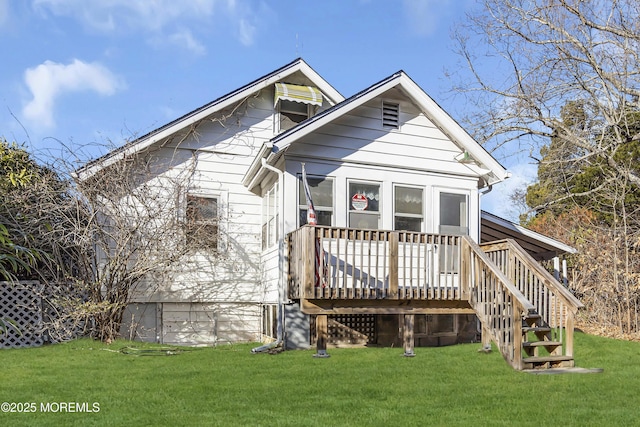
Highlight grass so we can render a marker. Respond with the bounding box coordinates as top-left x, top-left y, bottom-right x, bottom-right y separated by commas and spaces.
0, 333, 639, 426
